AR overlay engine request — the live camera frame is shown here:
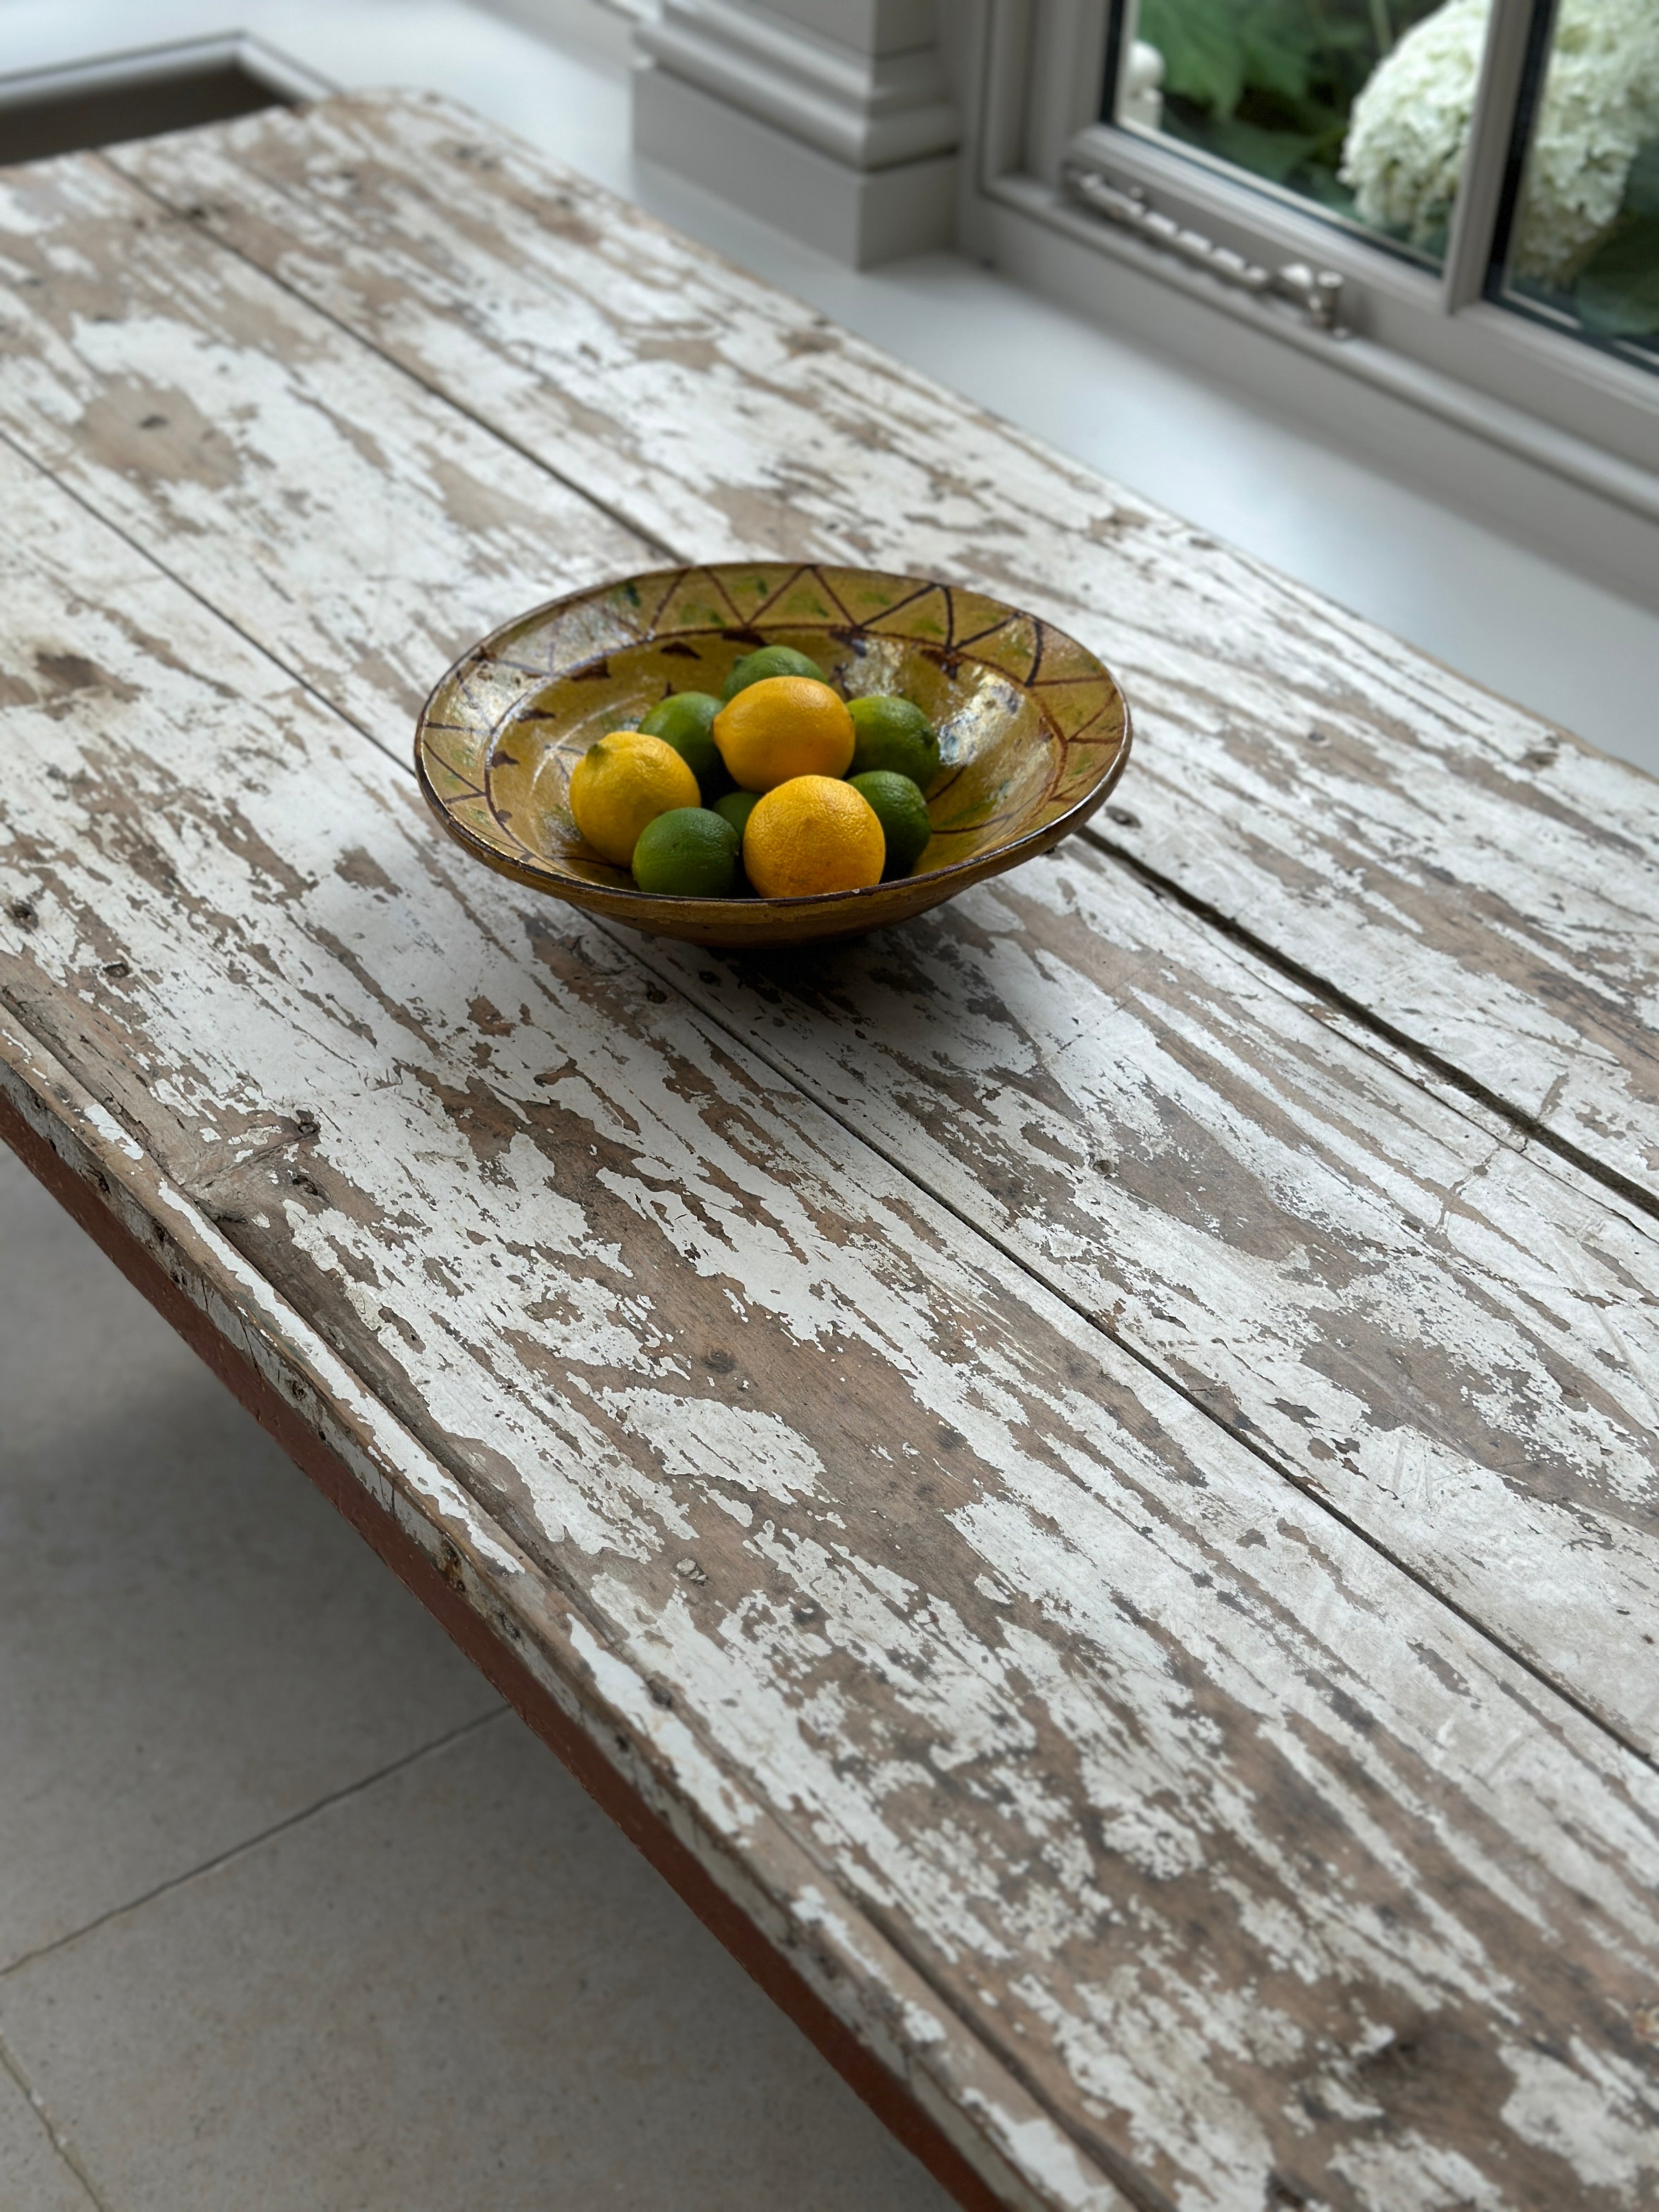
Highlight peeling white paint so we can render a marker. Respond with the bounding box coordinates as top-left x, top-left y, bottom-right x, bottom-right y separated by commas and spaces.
1, 121, 1656, 2212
